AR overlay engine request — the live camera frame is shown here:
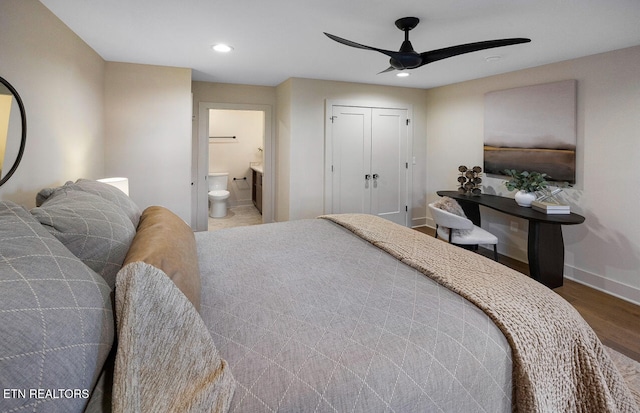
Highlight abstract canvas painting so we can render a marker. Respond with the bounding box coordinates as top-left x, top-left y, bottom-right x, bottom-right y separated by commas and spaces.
484, 80, 577, 183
